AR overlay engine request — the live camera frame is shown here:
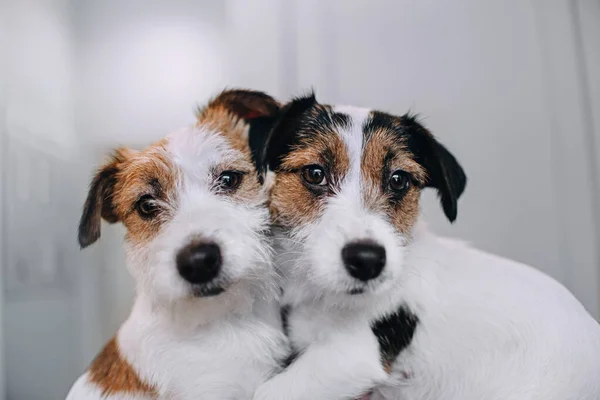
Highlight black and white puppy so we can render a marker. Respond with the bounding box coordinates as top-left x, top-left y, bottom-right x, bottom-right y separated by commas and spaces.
252, 93, 600, 400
